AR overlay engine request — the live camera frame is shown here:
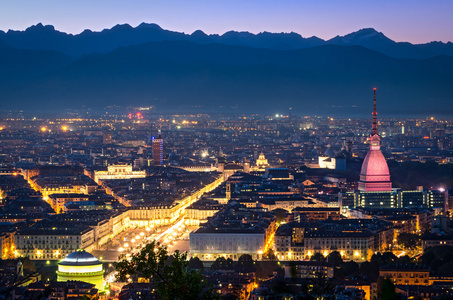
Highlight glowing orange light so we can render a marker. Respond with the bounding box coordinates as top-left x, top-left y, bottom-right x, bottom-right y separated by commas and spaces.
41, 127, 47, 132
62, 126, 68, 131
373, 87, 376, 90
